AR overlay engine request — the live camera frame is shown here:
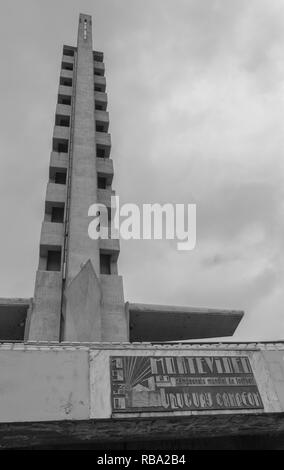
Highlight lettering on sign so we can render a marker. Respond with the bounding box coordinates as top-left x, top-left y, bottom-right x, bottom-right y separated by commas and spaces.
110, 355, 264, 413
